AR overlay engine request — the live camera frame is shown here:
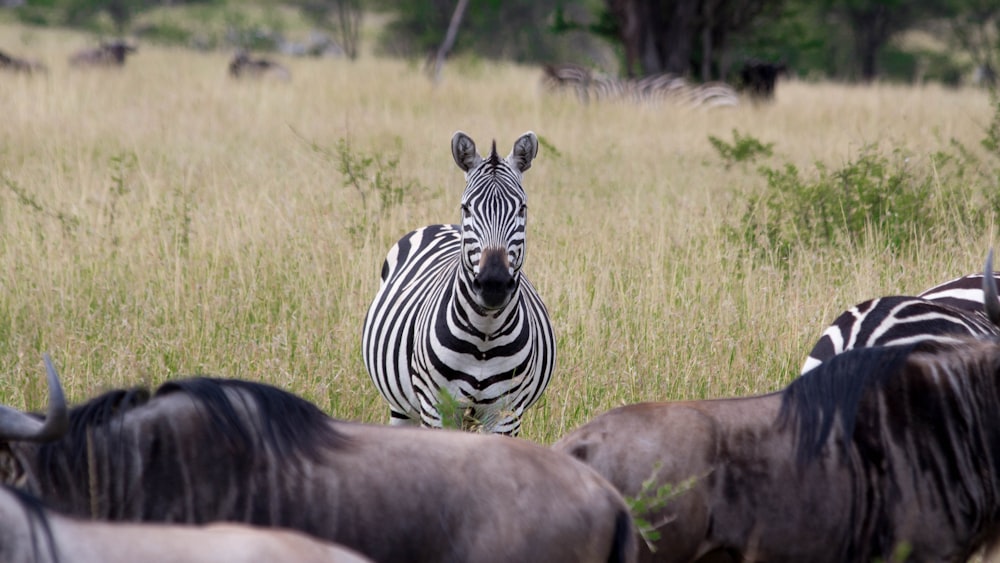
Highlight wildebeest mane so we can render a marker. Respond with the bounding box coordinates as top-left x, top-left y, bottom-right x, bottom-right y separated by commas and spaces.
779, 344, 919, 464
154, 377, 348, 462
34, 387, 150, 490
